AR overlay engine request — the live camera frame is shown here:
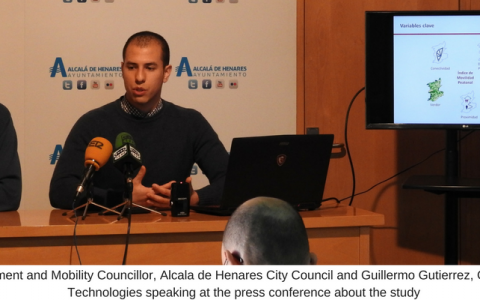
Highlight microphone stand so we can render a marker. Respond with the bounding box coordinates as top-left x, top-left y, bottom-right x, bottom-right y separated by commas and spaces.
118, 169, 134, 219
106, 167, 167, 219
107, 200, 167, 218
114, 166, 166, 265
63, 183, 122, 220
120, 170, 134, 265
